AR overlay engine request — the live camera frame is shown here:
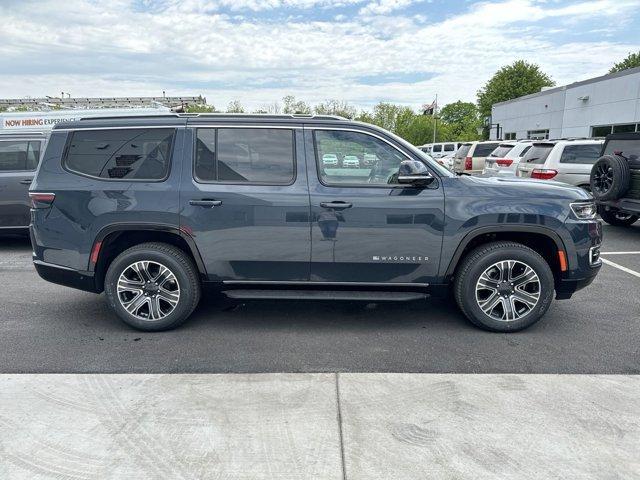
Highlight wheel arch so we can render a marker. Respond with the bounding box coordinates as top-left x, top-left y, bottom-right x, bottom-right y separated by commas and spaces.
89, 223, 207, 292
444, 225, 567, 280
